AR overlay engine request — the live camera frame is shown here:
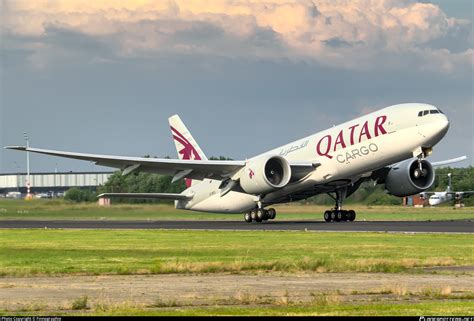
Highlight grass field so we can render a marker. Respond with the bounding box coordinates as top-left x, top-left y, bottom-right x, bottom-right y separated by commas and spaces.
1, 201, 472, 316
3, 300, 473, 316
0, 199, 473, 221
0, 229, 473, 316
80, 301, 474, 316
1, 229, 472, 276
